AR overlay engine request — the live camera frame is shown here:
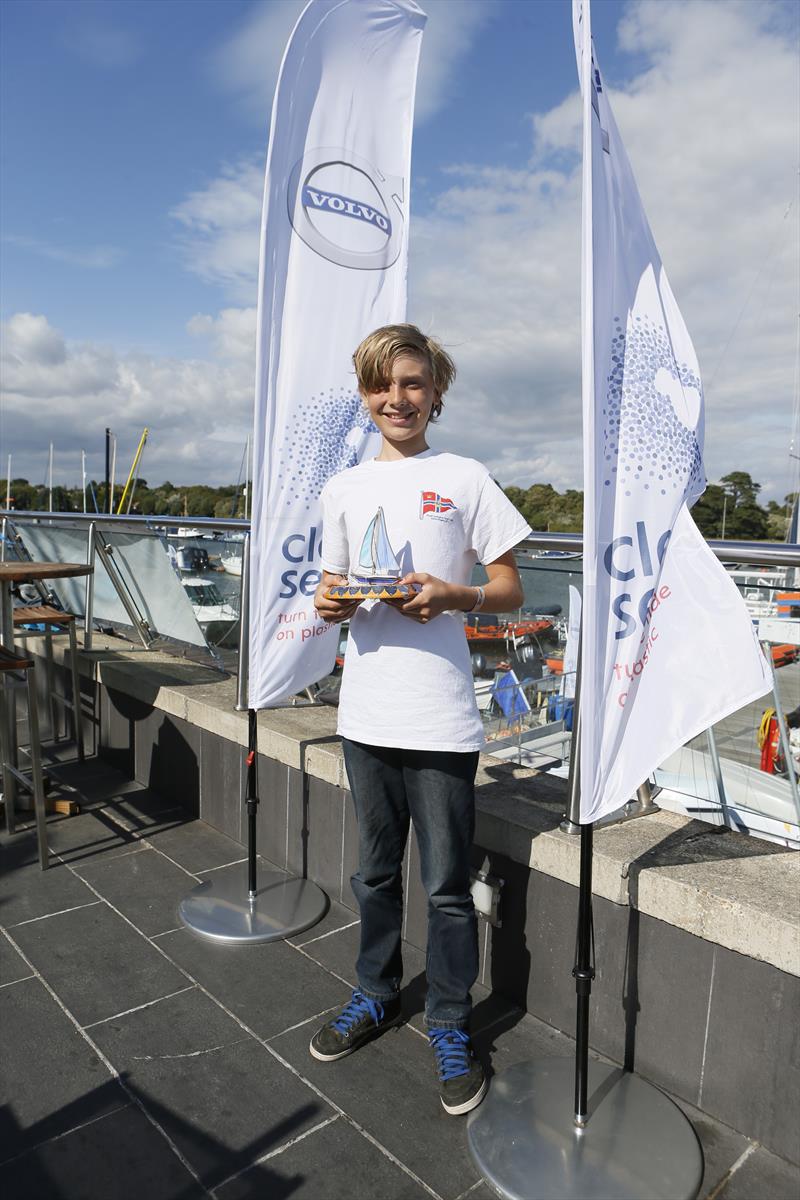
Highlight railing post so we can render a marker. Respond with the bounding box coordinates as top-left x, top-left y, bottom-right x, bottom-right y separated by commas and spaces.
705, 725, 729, 820
236, 533, 251, 712
84, 522, 96, 650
